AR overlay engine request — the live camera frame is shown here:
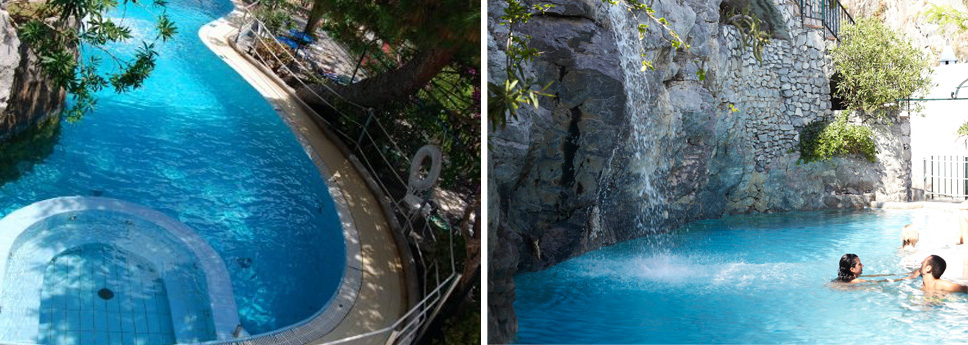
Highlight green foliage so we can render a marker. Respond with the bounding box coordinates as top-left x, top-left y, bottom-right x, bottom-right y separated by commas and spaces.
923, 4, 968, 35
312, 0, 480, 64
410, 66, 480, 189
10, 0, 176, 122
721, 5, 771, 64
956, 121, 968, 149
254, 0, 294, 33
255, 7, 294, 33
431, 305, 479, 345
798, 114, 878, 164
831, 18, 932, 117
486, 0, 553, 130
